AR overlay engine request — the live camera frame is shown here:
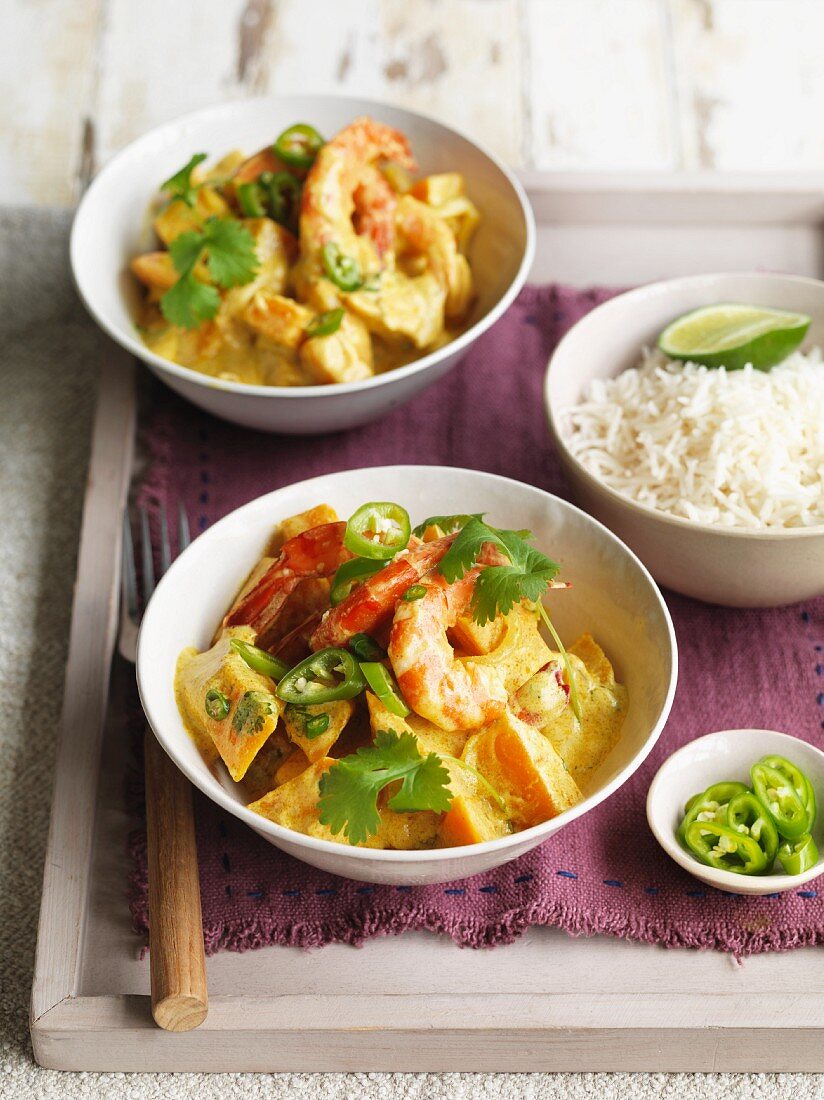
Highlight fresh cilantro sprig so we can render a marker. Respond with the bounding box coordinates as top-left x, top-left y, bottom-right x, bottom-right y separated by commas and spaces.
160, 216, 259, 329
317, 730, 453, 845
439, 518, 559, 626
438, 518, 582, 722
160, 152, 208, 208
